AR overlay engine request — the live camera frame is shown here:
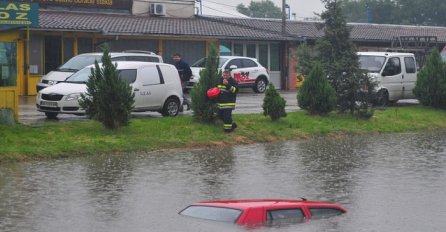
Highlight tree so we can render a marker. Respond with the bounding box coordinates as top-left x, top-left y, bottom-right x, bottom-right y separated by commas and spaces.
413, 48, 446, 109
342, 0, 446, 26
295, 43, 316, 76
79, 49, 134, 129
317, 0, 375, 116
297, 63, 337, 115
190, 43, 221, 122
236, 0, 282, 18
262, 83, 287, 121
